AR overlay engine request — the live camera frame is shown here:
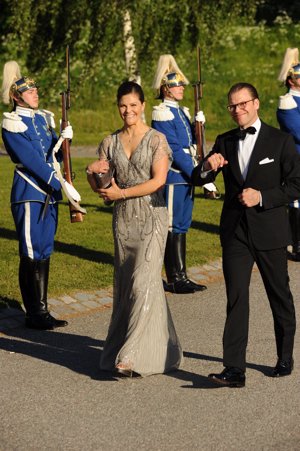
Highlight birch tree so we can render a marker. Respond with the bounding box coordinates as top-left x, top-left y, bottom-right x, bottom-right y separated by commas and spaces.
123, 9, 141, 85
0, 0, 260, 100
